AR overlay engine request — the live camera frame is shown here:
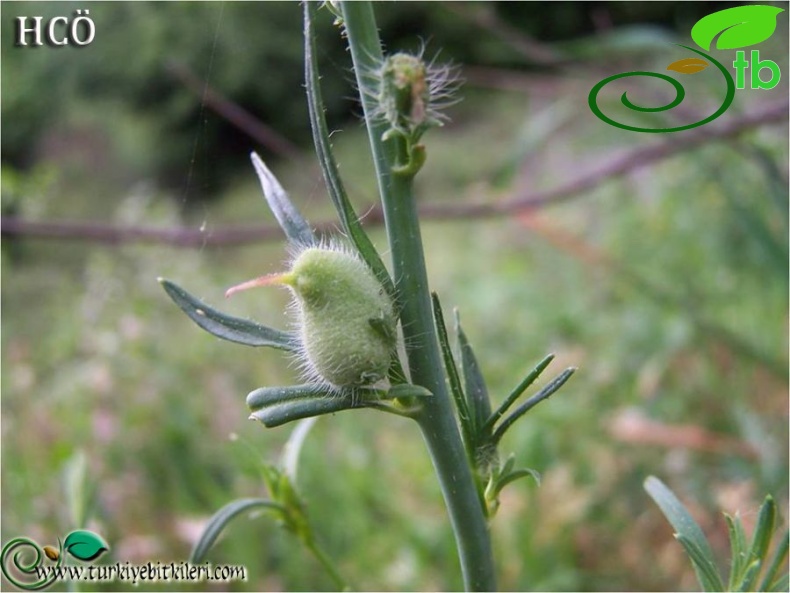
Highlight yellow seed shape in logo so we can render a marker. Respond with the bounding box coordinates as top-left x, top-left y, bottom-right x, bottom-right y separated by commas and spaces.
667, 57, 709, 74
43, 545, 60, 561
